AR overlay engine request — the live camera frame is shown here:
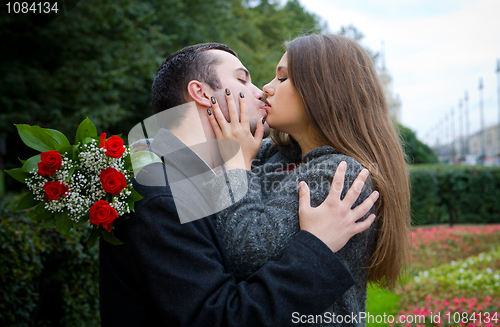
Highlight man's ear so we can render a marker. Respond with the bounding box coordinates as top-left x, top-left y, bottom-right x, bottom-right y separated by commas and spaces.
187, 80, 212, 107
